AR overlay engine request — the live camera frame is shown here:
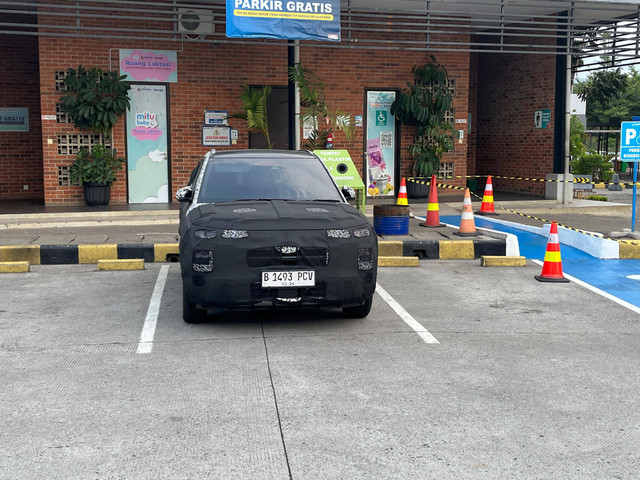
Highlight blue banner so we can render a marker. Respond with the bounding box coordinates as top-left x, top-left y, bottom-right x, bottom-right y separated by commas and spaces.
226, 0, 340, 41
